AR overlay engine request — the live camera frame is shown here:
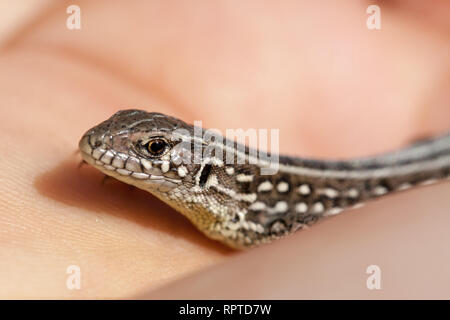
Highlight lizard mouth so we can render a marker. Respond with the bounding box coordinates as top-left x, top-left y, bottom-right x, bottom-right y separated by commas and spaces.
78, 134, 181, 187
